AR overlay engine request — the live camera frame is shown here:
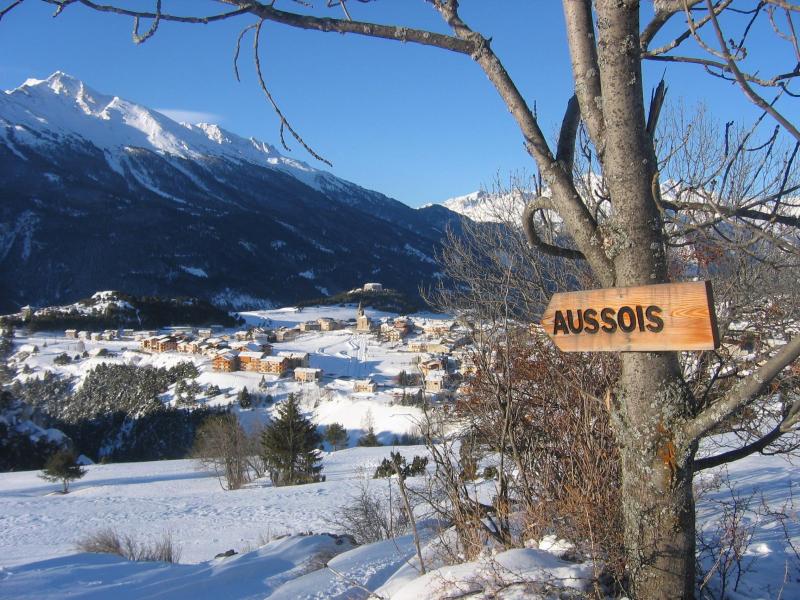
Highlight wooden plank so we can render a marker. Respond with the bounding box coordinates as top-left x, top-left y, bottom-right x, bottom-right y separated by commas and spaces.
541, 281, 719, 352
